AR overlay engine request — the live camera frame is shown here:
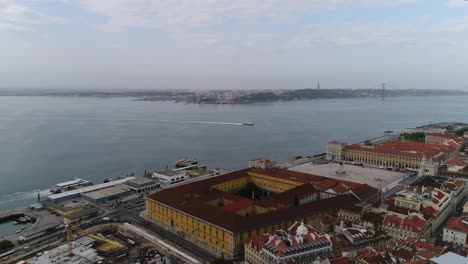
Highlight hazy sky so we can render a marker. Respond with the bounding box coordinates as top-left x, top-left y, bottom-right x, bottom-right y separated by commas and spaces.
1, 0, 468, 90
